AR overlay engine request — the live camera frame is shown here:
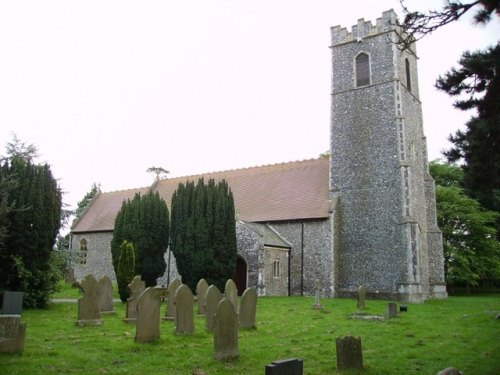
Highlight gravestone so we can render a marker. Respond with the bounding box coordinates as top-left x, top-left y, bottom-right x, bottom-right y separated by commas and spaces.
356, 285, 365, 310
65, 267, 76, 283
0, 315, 26, 354
386, 302, 398, 319
238, 288, 257, 330
123, 275, 145, 324
196, 278, 209, 316
205, 285, 223, 333
76, 274, 103, 326
174, 284, 194, 335
312, 279, 321, 309
213, 298, 239, 361
135, 287, 164, 343
265, 358, 303, 375
0, 291, 23, 315
164, 278, 182, 321
98, 275, 114, 314
437, 368, 463, 375
224, 279, 238, 311
335, 335, 363, 371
